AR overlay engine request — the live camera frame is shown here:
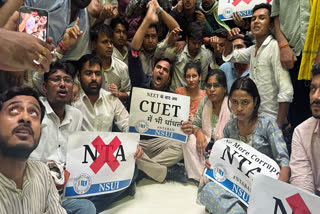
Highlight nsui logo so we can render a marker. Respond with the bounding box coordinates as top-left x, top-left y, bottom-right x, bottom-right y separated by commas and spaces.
73, 173, 91, 194
213, 164, 227, 182
82, 136, 126, 174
